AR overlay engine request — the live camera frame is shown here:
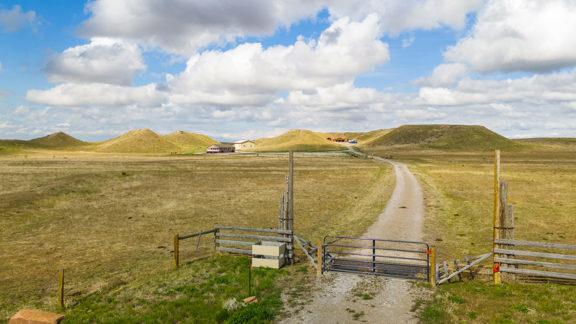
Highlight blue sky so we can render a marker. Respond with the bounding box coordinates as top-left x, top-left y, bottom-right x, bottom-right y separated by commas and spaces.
1, 0, 576, 141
